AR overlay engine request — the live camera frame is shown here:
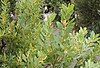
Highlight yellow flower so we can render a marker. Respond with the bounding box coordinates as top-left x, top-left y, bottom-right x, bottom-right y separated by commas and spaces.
9, 21, 15, 32
2, 14, 7, 26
